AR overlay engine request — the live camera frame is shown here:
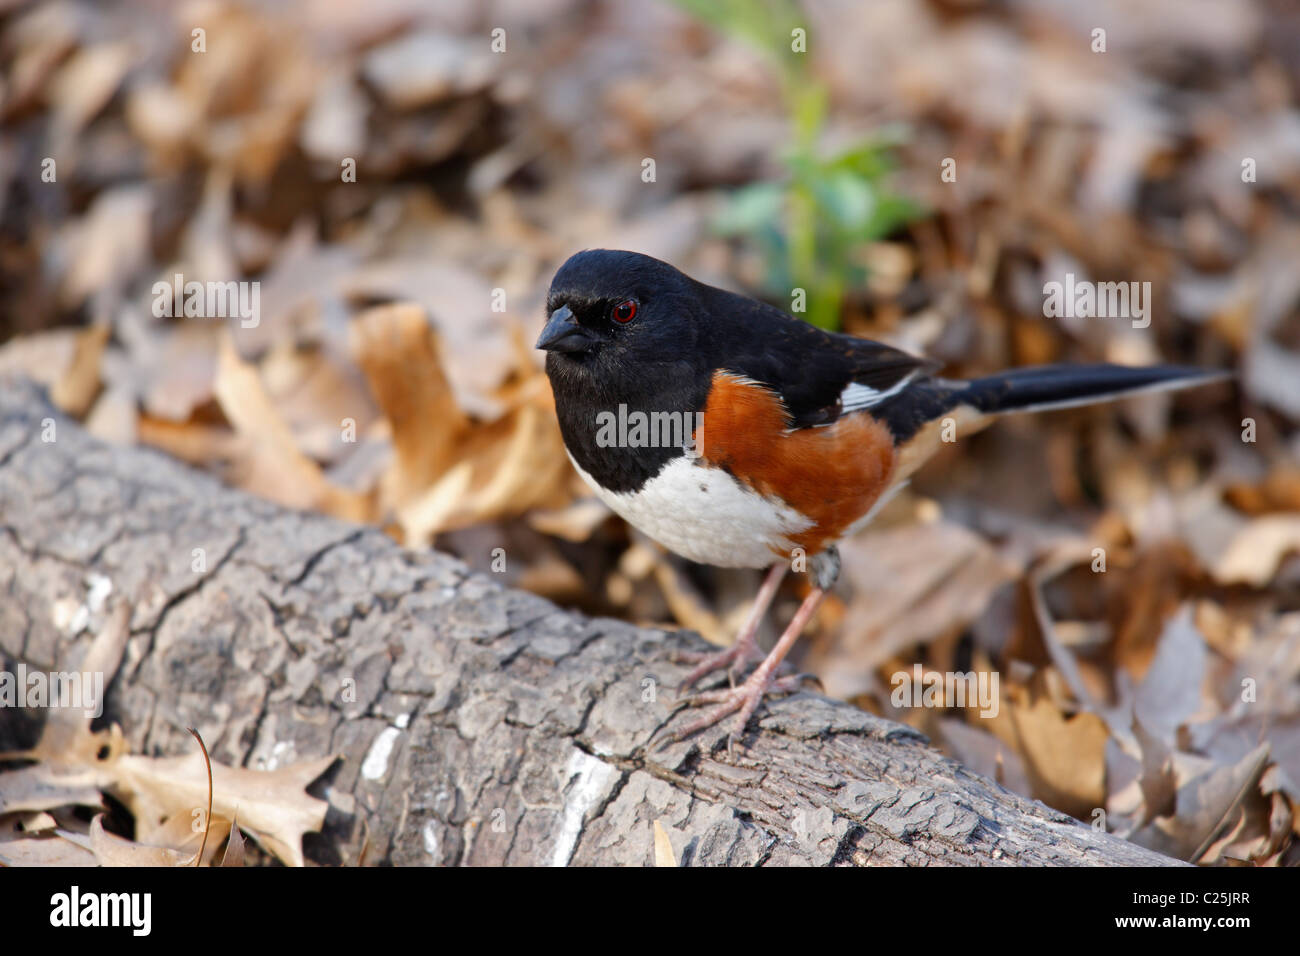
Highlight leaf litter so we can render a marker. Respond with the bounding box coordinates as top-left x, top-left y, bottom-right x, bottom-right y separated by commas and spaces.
0, 606, 333, 867
0, 0, 1297, 865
